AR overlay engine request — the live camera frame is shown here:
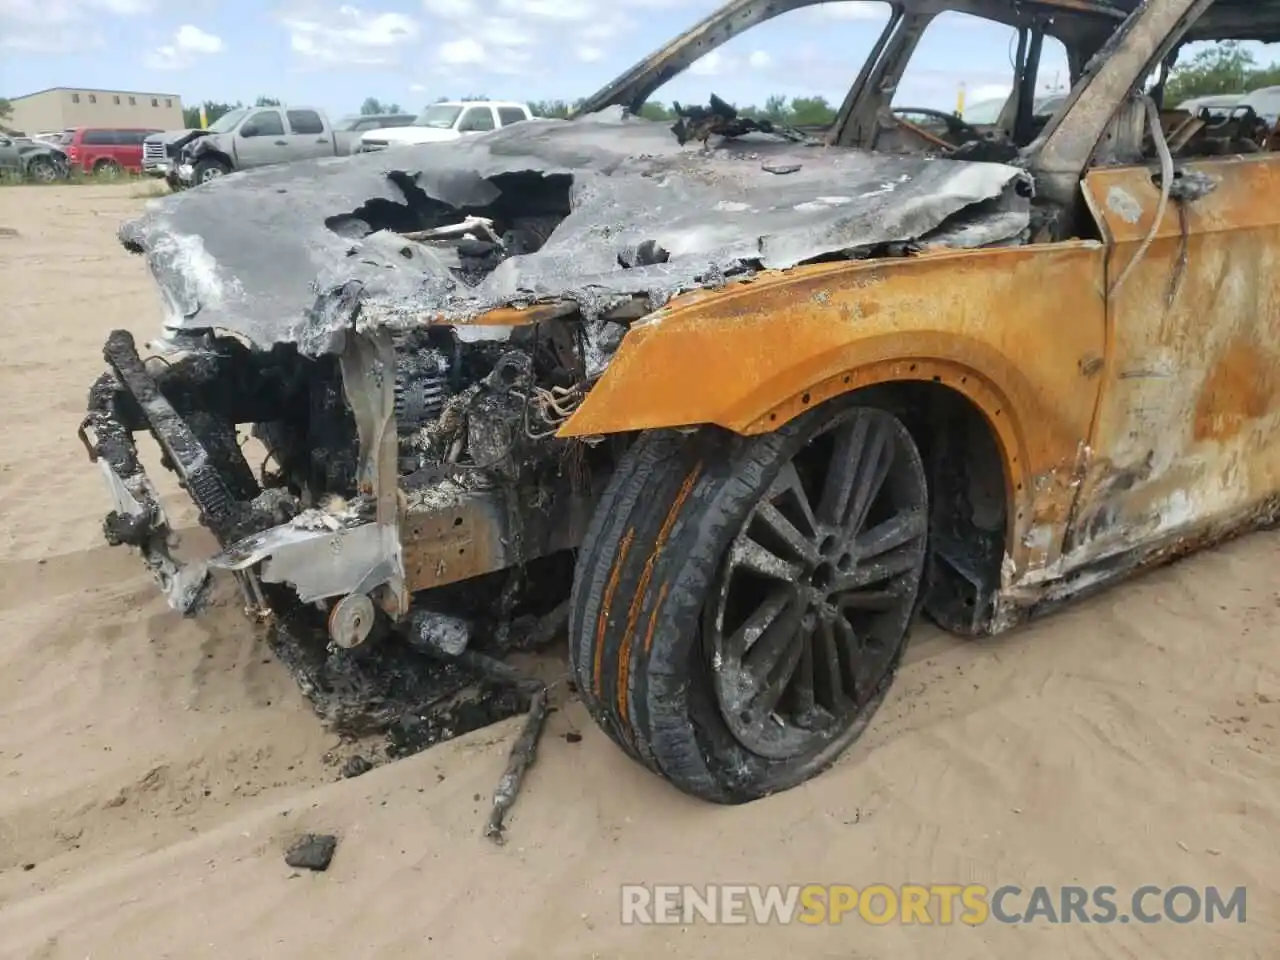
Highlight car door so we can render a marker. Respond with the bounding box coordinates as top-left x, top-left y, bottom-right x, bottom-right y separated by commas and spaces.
284, 109, 332, 160
0, 136, 20, 175
456, 106, 496, 136
233, 109, 288, 168
1065, 144, 1280, 561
